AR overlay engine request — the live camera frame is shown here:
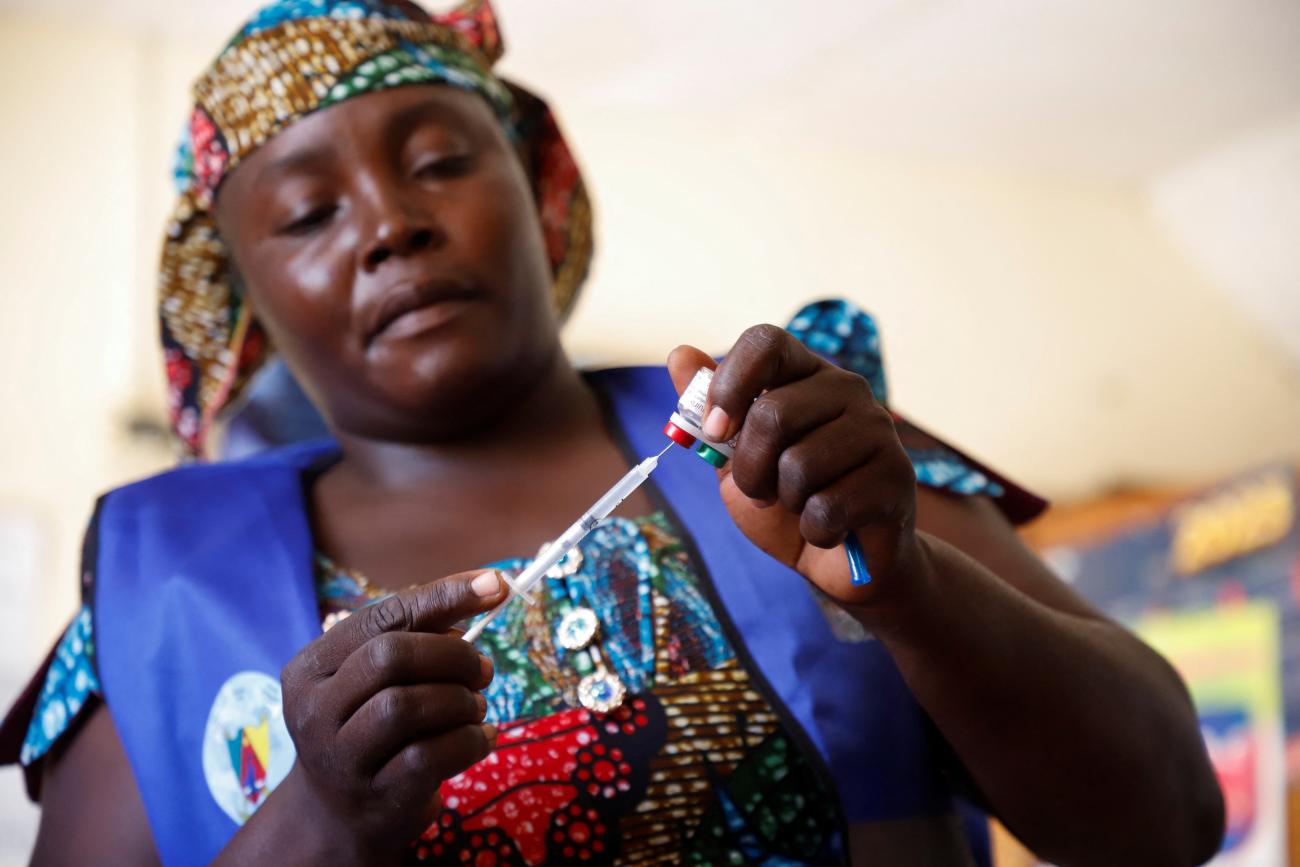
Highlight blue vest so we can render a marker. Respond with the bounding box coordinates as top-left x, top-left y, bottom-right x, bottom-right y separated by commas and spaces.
94, 366, 986, 865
